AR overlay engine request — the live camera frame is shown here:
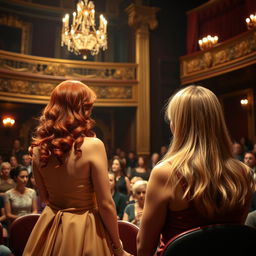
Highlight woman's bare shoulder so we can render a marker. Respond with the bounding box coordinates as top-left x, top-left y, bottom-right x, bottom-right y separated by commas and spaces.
150, 161, 172, 182
82, 137, 104, 147
81, 137, 106, 155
